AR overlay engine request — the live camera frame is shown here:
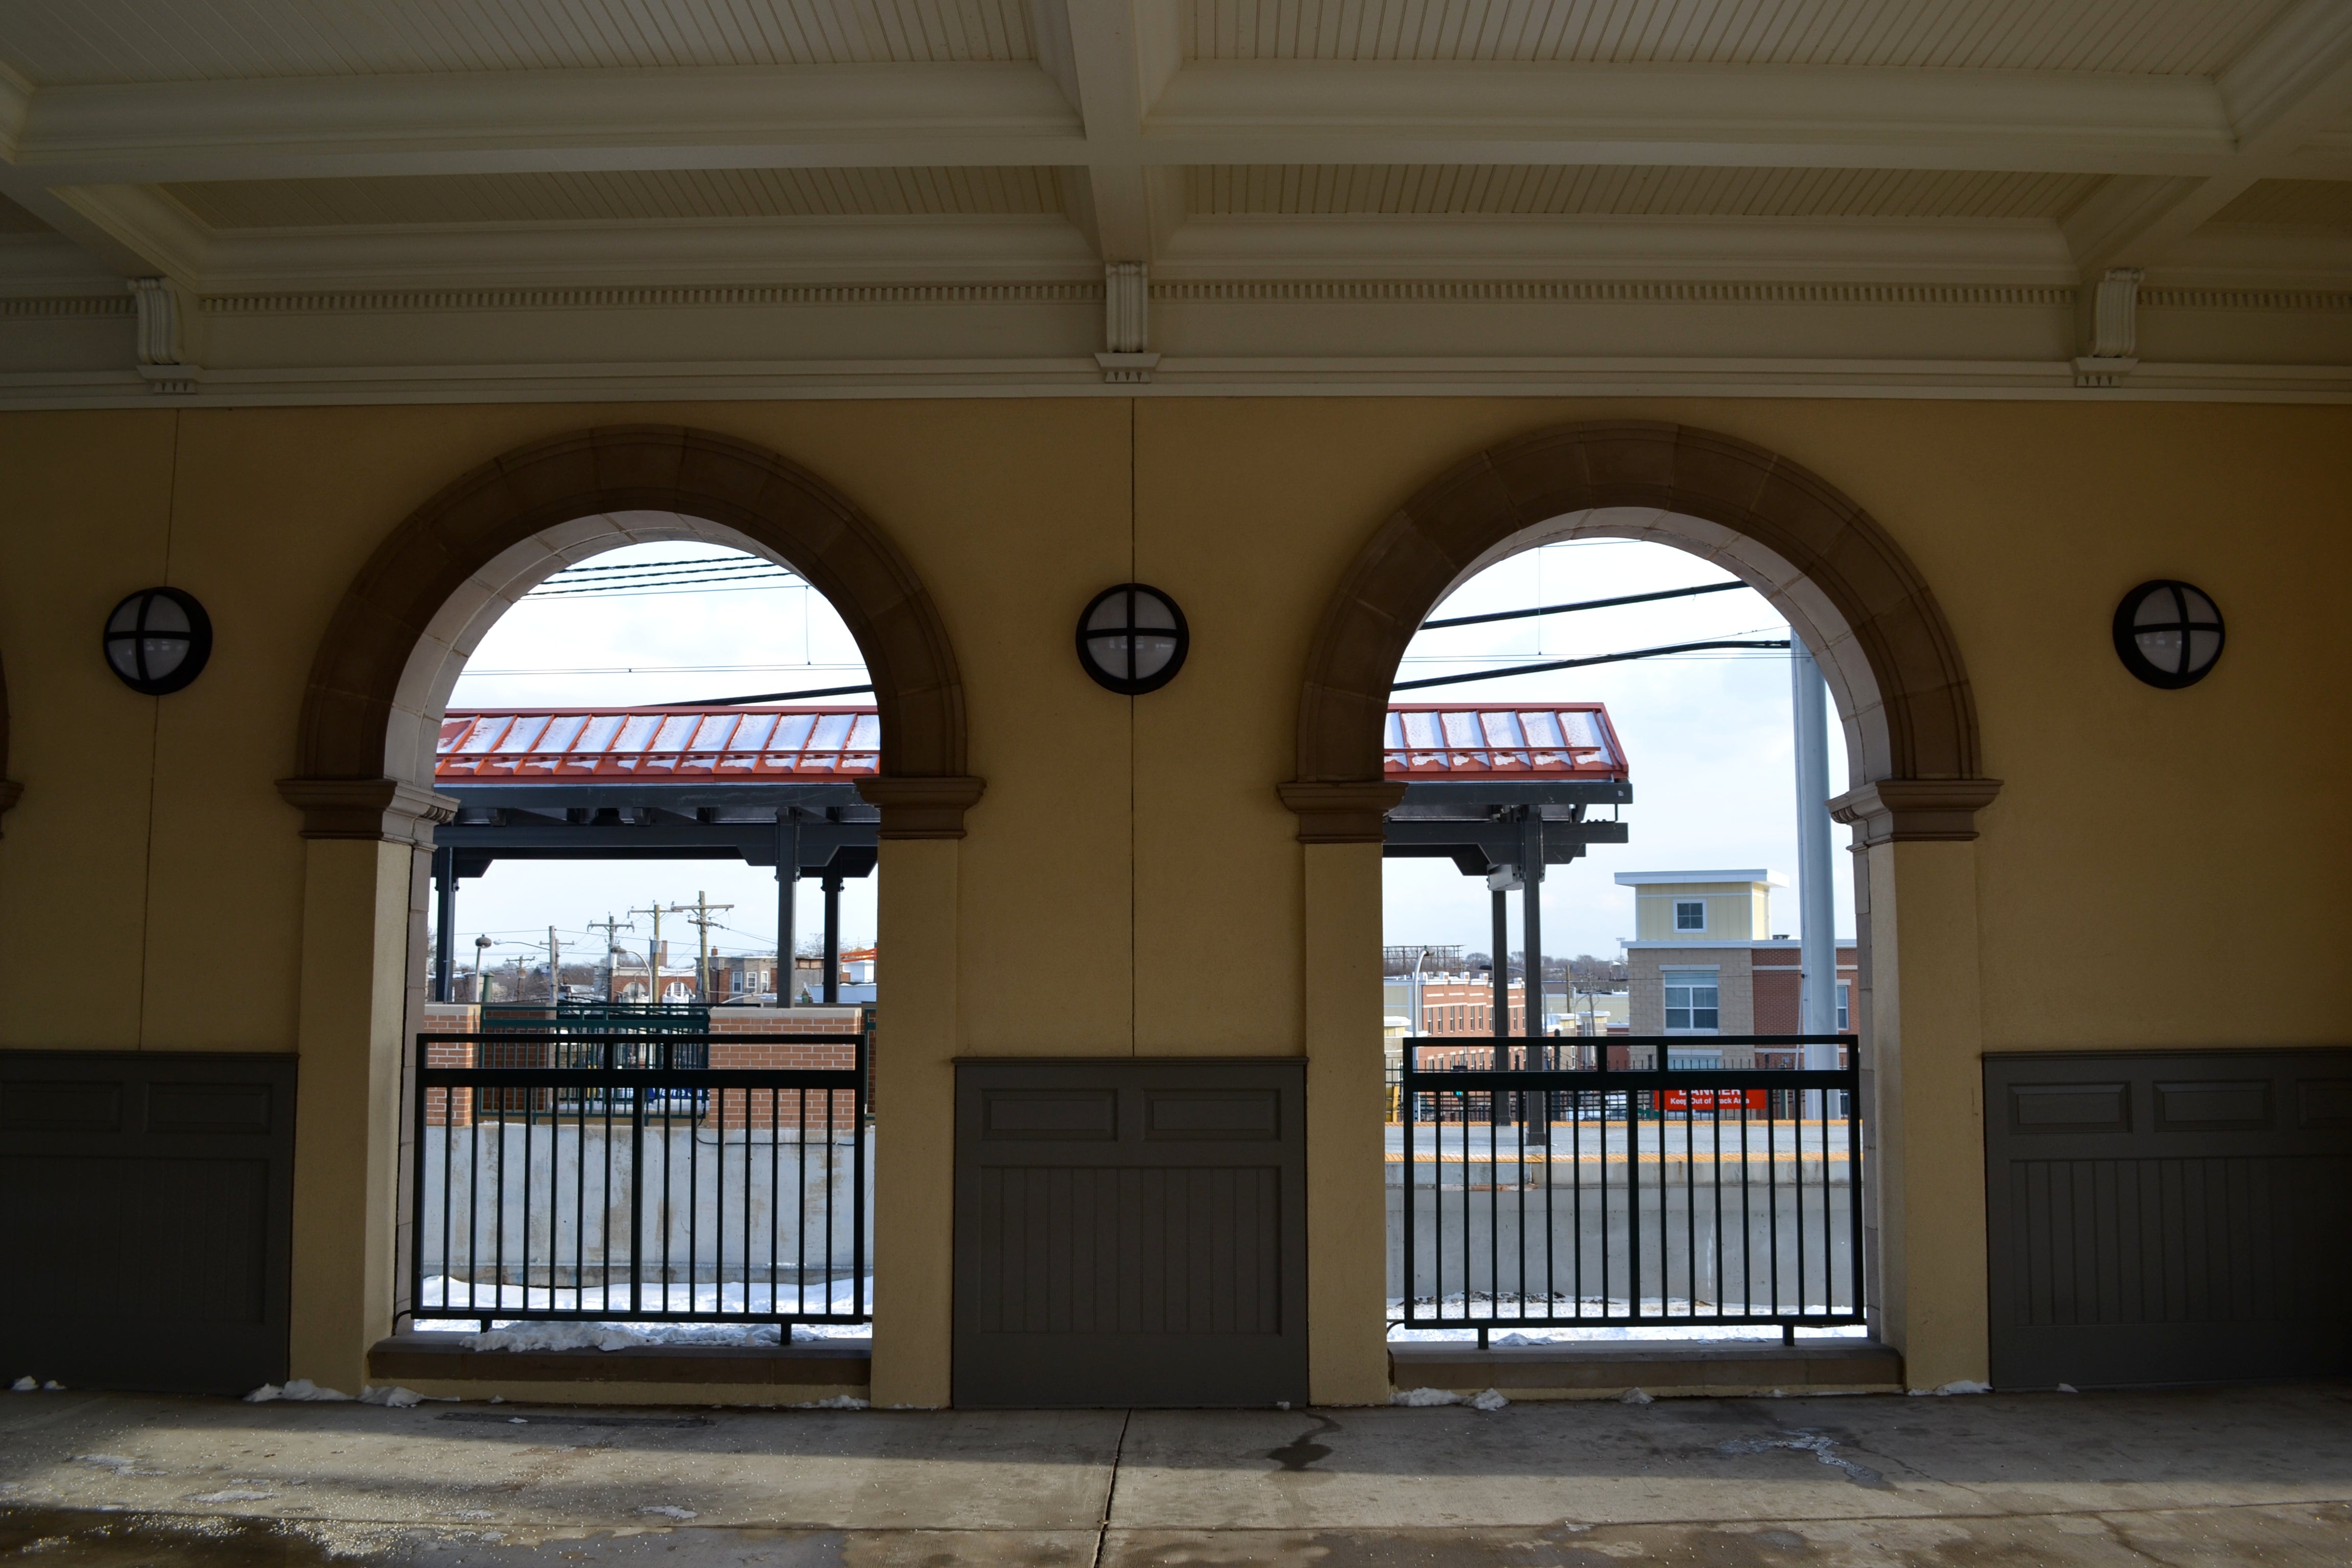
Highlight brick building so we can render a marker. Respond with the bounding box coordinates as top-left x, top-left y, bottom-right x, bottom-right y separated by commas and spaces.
1616, 869, 1855, 1068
